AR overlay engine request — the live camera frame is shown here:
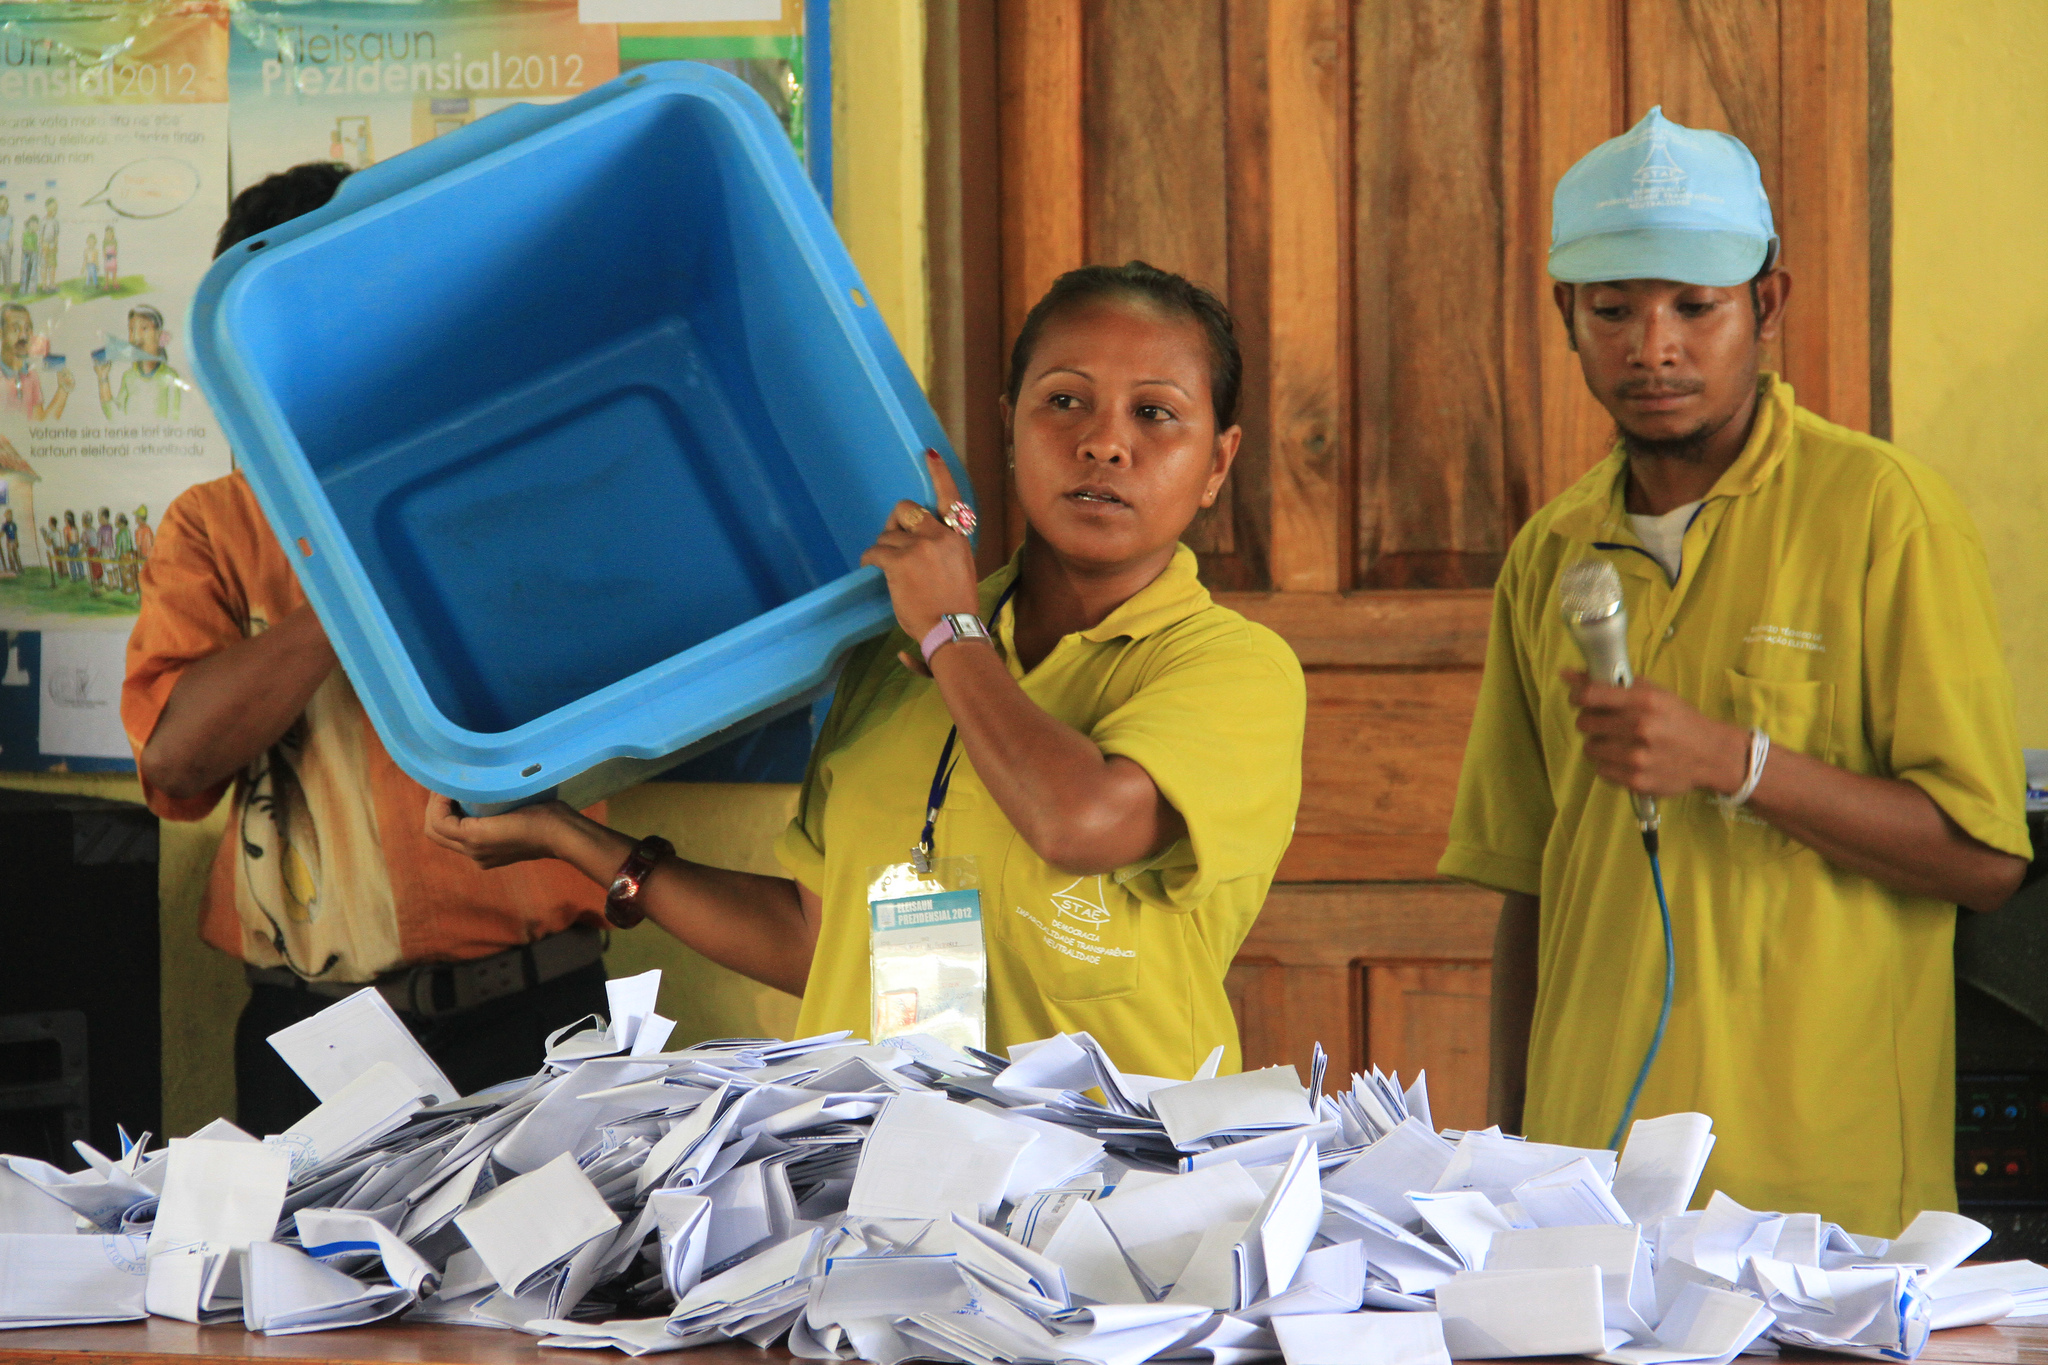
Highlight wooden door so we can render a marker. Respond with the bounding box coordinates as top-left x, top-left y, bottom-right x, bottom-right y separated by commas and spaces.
928, 0, 1887, 1127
